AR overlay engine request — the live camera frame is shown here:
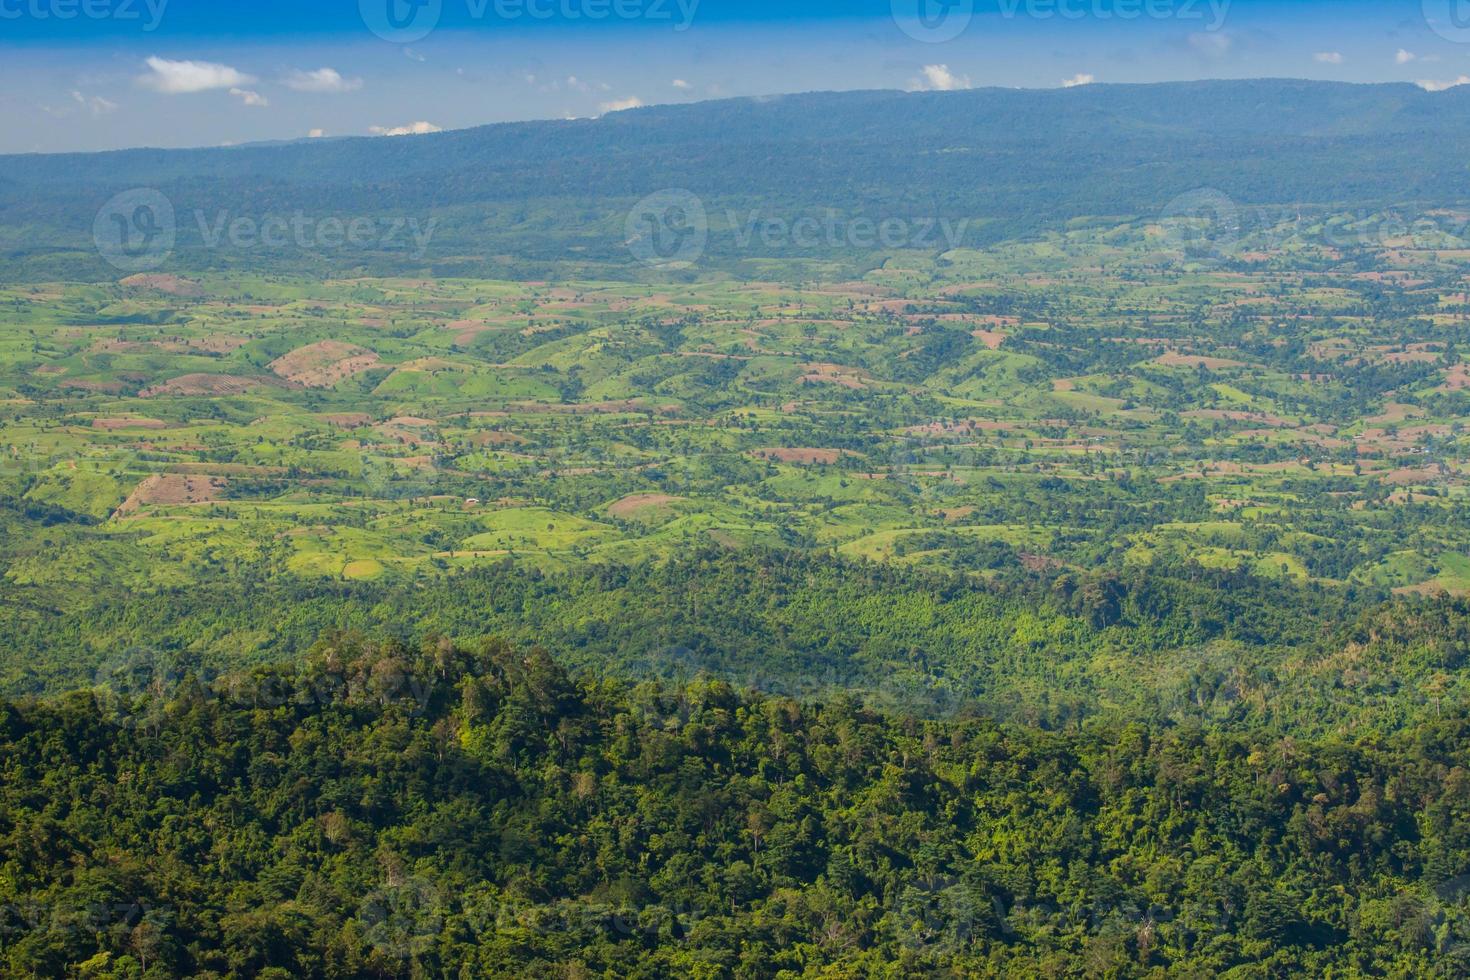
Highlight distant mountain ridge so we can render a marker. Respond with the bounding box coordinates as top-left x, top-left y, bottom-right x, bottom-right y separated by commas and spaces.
1, 79, 1467, 280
